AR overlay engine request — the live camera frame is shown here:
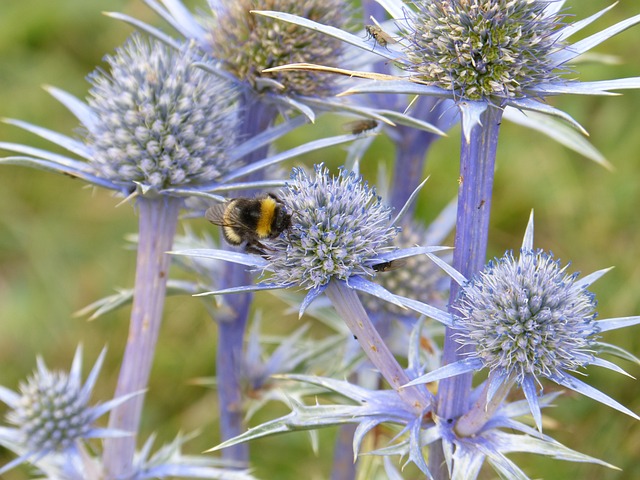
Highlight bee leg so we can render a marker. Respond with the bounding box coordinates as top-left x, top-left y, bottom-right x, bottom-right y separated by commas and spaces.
244, 241, 270, 257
